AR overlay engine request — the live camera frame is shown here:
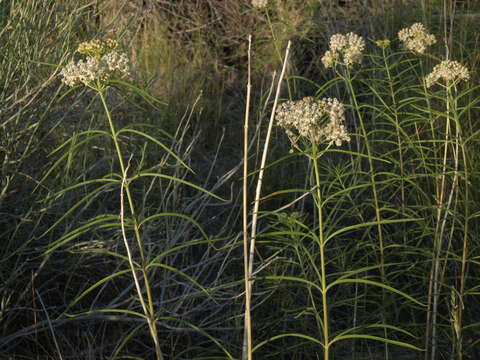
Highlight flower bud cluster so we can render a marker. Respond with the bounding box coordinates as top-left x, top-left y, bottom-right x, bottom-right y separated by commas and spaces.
276, 97, 350, 148
375, 39, 391, 49
398, 23, 436, 54
425, 60, 470, 88
322, 33, 365, 68
60, 40, 130, 88
77, 39, 119, 59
